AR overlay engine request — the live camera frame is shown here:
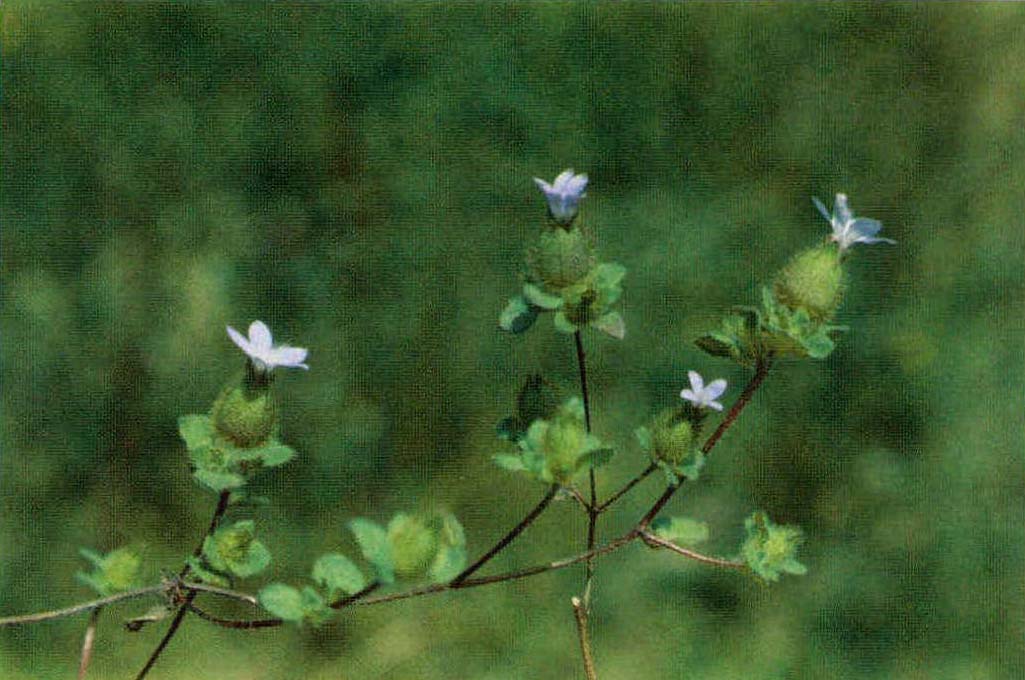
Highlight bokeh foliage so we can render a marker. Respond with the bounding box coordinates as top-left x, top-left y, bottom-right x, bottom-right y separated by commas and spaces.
2, 2, 1023, 678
